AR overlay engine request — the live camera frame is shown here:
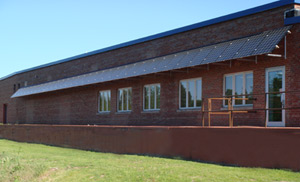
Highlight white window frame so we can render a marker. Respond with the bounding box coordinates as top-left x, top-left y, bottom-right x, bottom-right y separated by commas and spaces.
117, 87, 132, 112
179, 77, 202, 109
223, 71, 253, 106
98, 90, 111, 113
143, 83, 160, 111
